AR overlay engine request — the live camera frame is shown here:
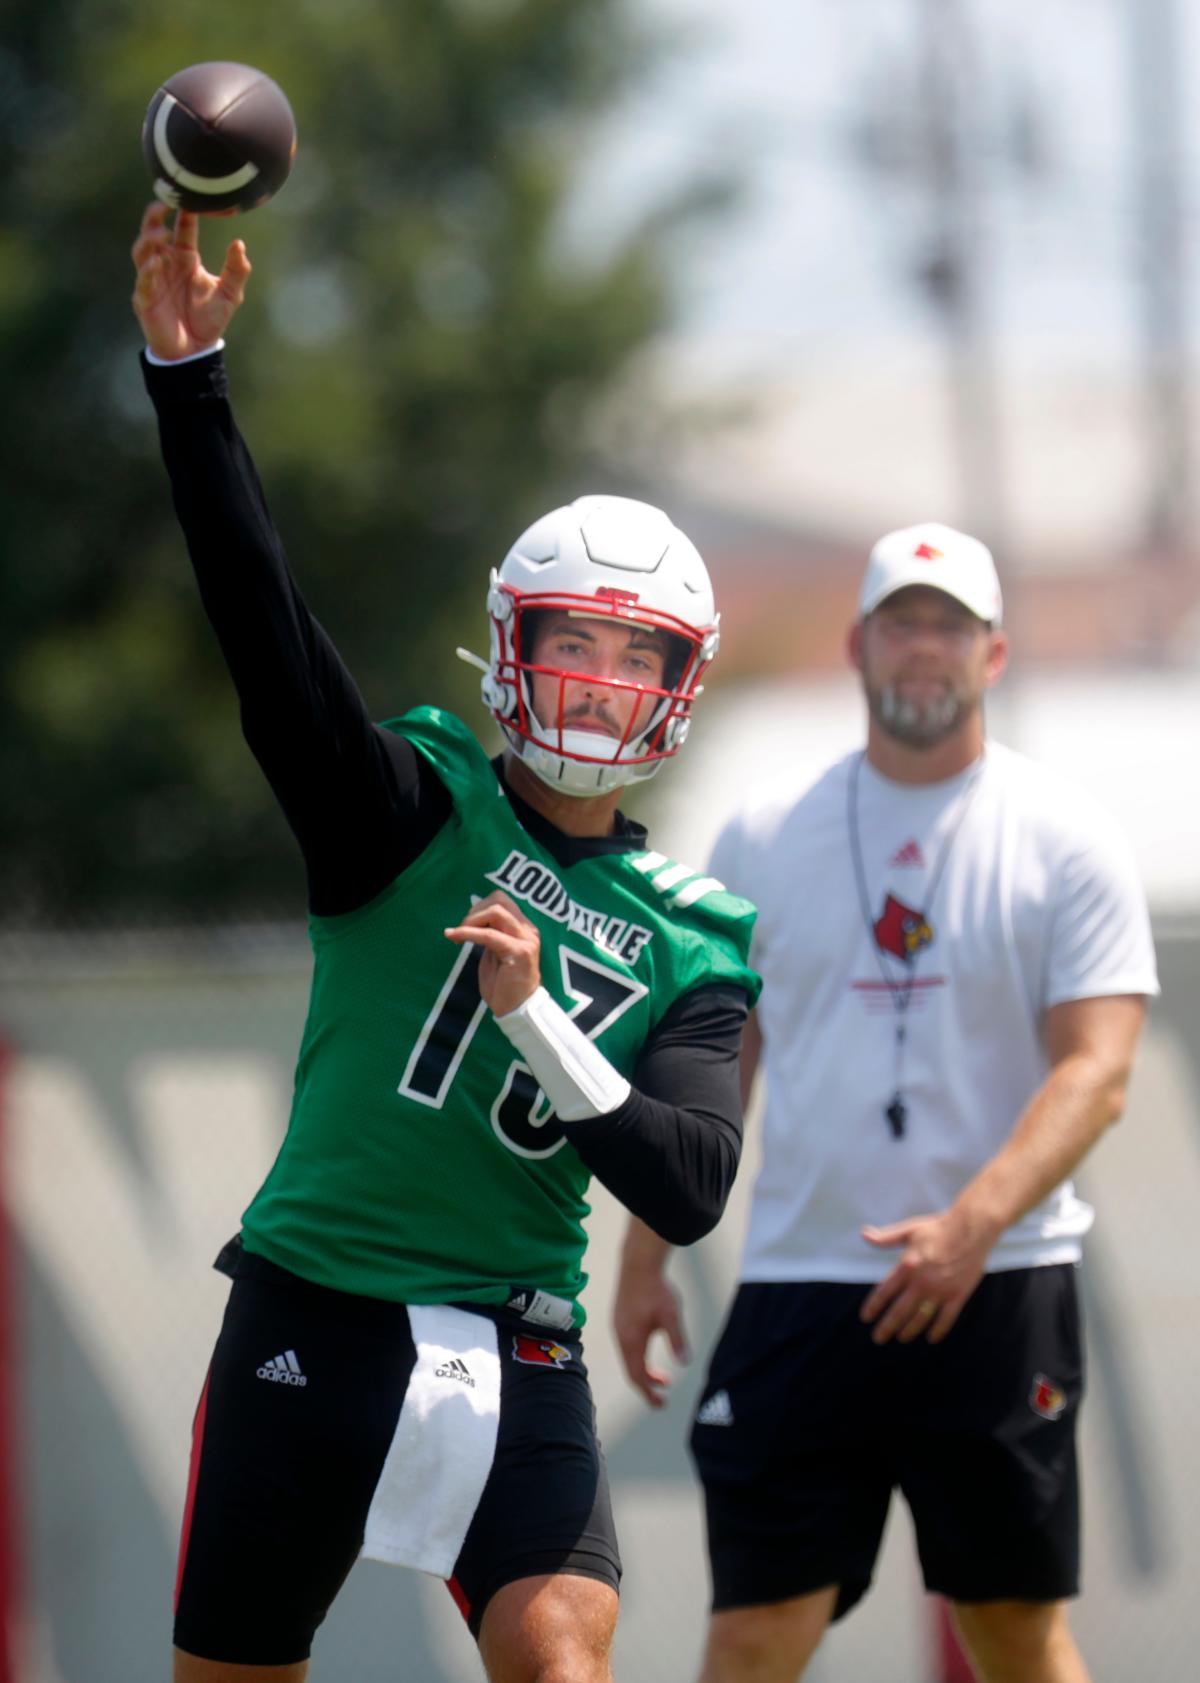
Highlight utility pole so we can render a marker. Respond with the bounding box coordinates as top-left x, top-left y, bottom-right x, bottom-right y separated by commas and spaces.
1130, 0, 1191, 568
849, 0, 1009, 555
914, 0, 1007, 557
